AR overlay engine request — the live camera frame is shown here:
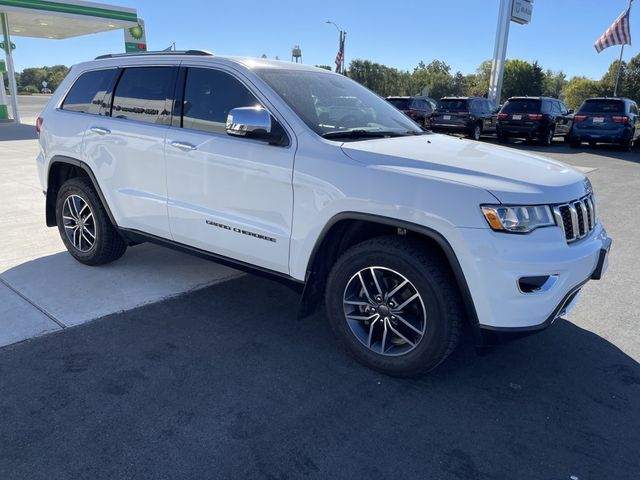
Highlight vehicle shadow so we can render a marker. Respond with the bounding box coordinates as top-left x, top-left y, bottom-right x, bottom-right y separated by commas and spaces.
0, 274, 637, 479
0, 123, 38, 141
482, 136, 640, 164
